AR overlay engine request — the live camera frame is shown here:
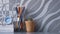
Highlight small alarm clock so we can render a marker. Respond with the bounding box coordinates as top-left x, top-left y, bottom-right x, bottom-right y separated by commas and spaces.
5, 16, 12, 25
